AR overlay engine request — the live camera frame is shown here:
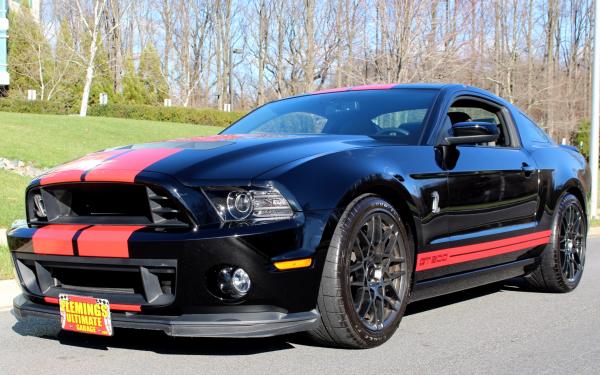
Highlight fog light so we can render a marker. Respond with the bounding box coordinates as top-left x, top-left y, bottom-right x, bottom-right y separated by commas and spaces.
217, 267, 251, 298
